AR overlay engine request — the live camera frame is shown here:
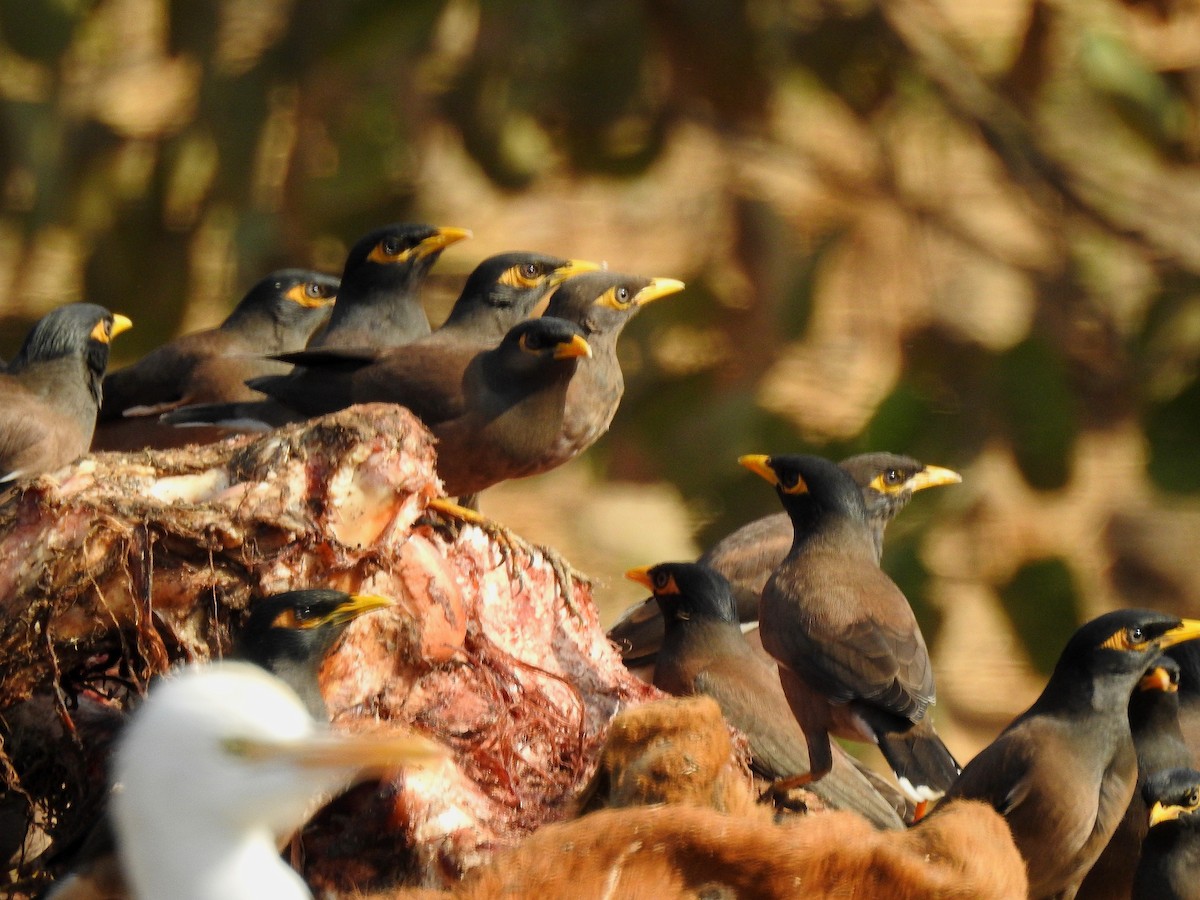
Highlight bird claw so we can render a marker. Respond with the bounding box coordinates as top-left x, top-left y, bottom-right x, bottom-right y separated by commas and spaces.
422, 498, 589, 617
